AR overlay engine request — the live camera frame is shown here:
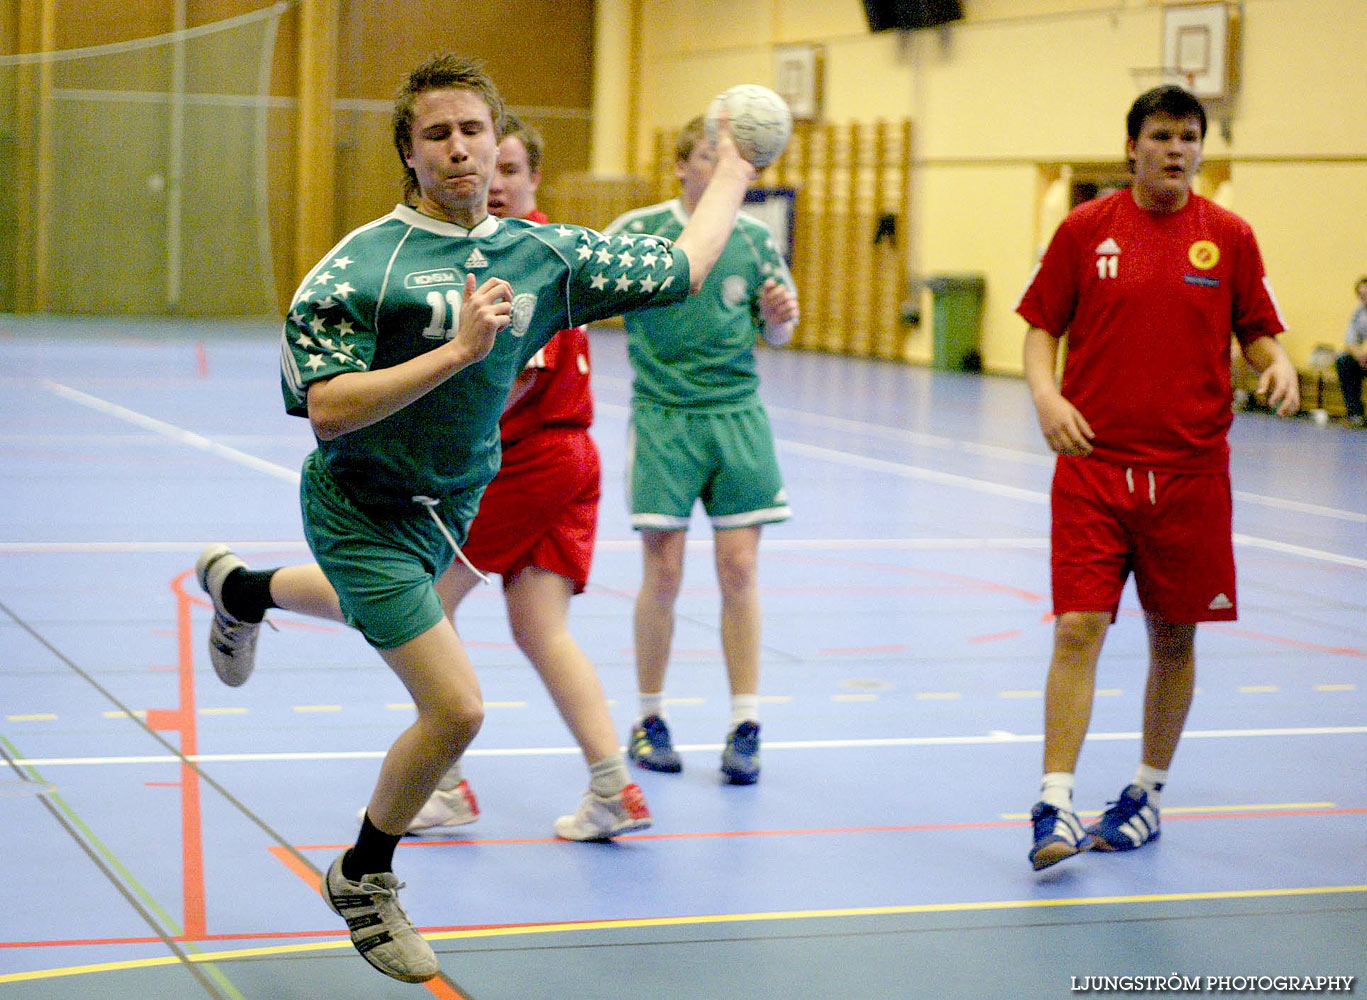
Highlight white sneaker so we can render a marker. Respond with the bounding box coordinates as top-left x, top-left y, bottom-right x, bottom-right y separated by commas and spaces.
195, 544, 260, 687
356, 780, 480, 834
322, 853, 439, 983
553, 783, 653, 841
